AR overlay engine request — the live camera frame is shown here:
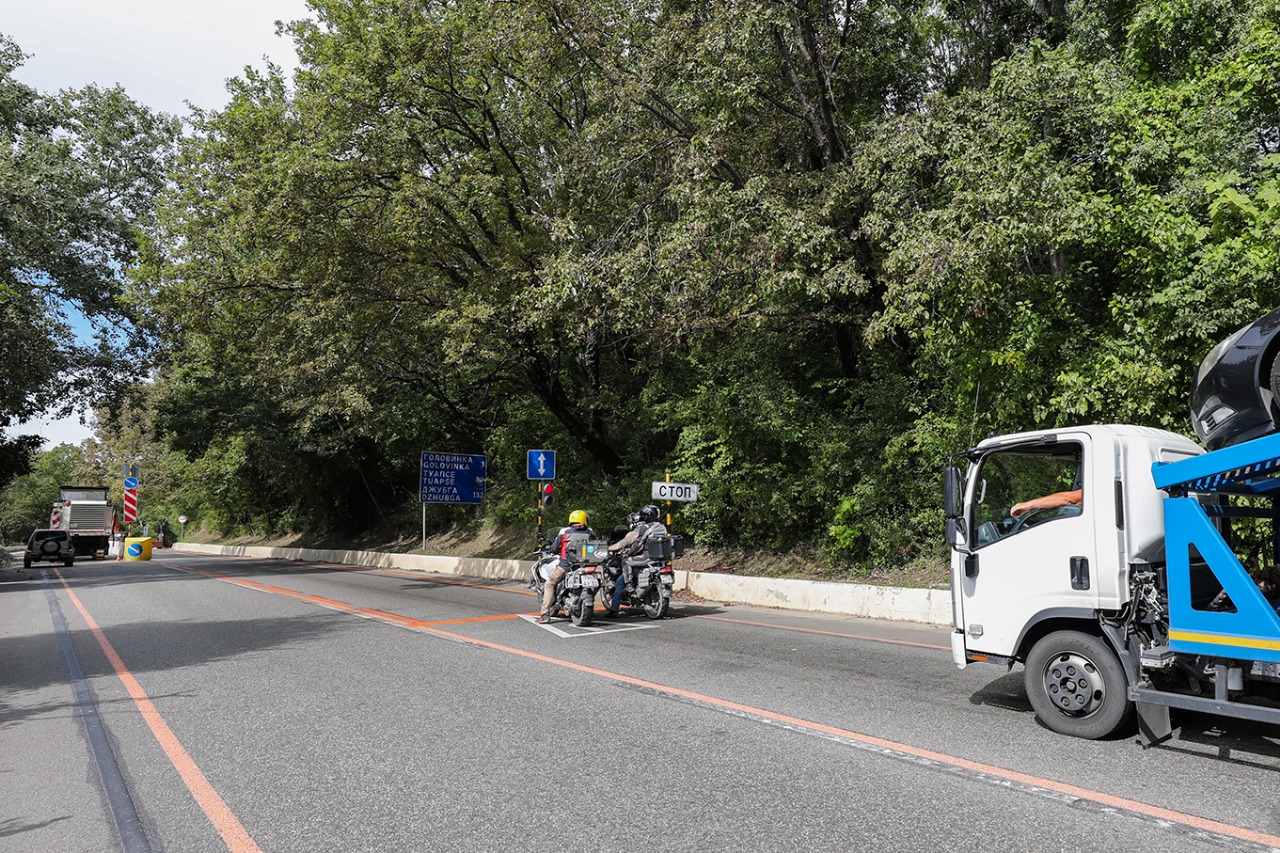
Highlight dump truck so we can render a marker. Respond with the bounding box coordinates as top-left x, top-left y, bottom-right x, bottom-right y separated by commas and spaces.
943, 312, 1280, 745
49, 486, 115, 560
